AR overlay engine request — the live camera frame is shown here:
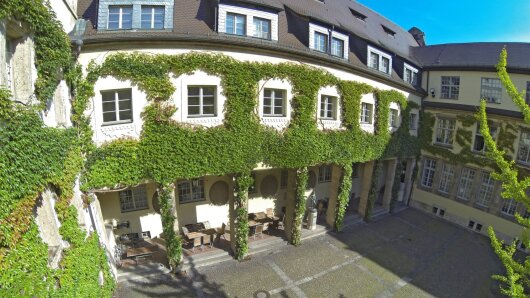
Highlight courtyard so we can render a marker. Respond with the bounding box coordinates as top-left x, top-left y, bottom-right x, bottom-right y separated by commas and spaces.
115, 208, 504, 297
